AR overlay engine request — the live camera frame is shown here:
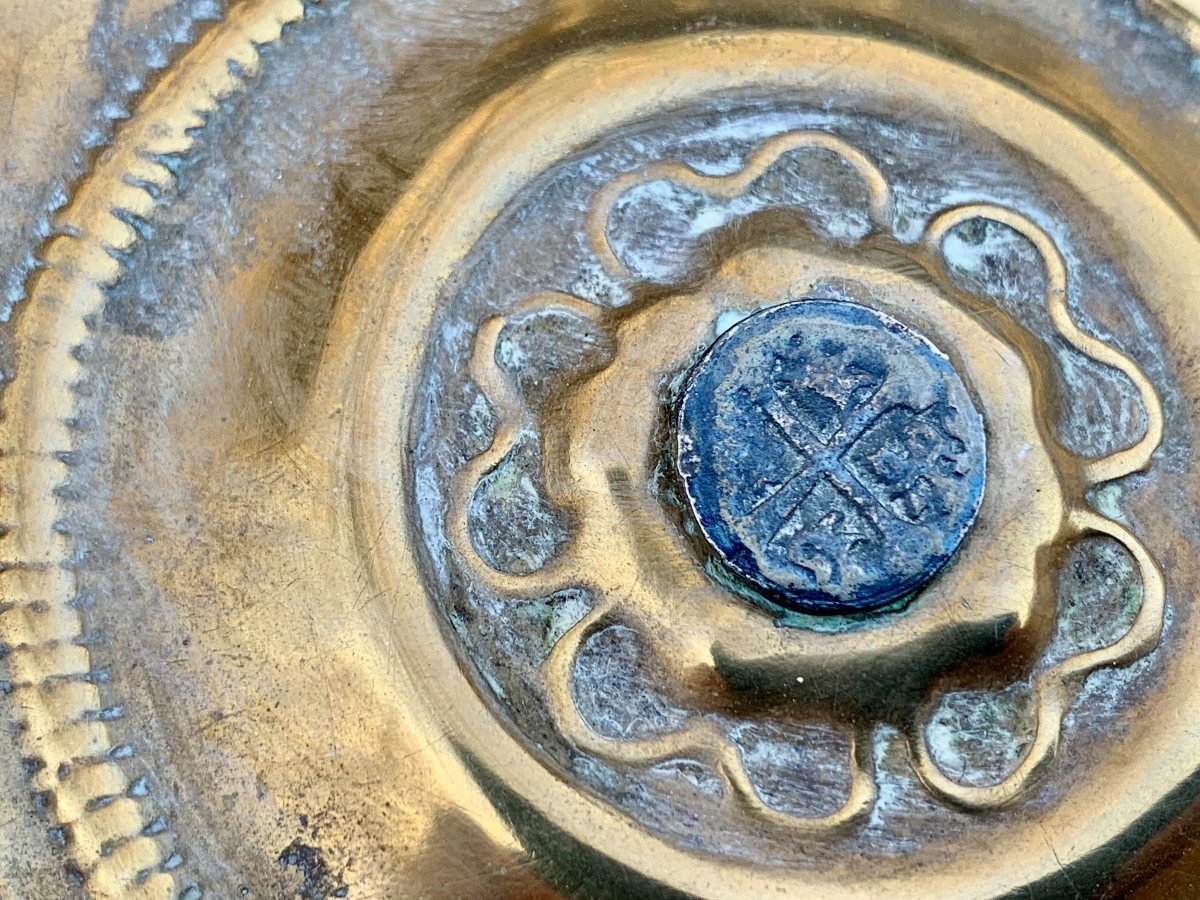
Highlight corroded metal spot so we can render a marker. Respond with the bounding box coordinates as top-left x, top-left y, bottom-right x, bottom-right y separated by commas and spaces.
676, 299, 986, 613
